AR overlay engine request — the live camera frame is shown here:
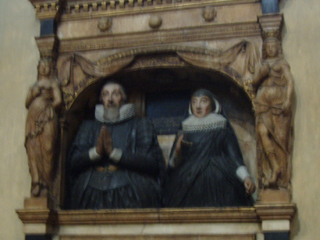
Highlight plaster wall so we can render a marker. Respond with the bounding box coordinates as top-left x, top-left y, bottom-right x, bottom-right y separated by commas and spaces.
279, 0, 320, 239
0, 0, 40, 239
0, 0, 319, 240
